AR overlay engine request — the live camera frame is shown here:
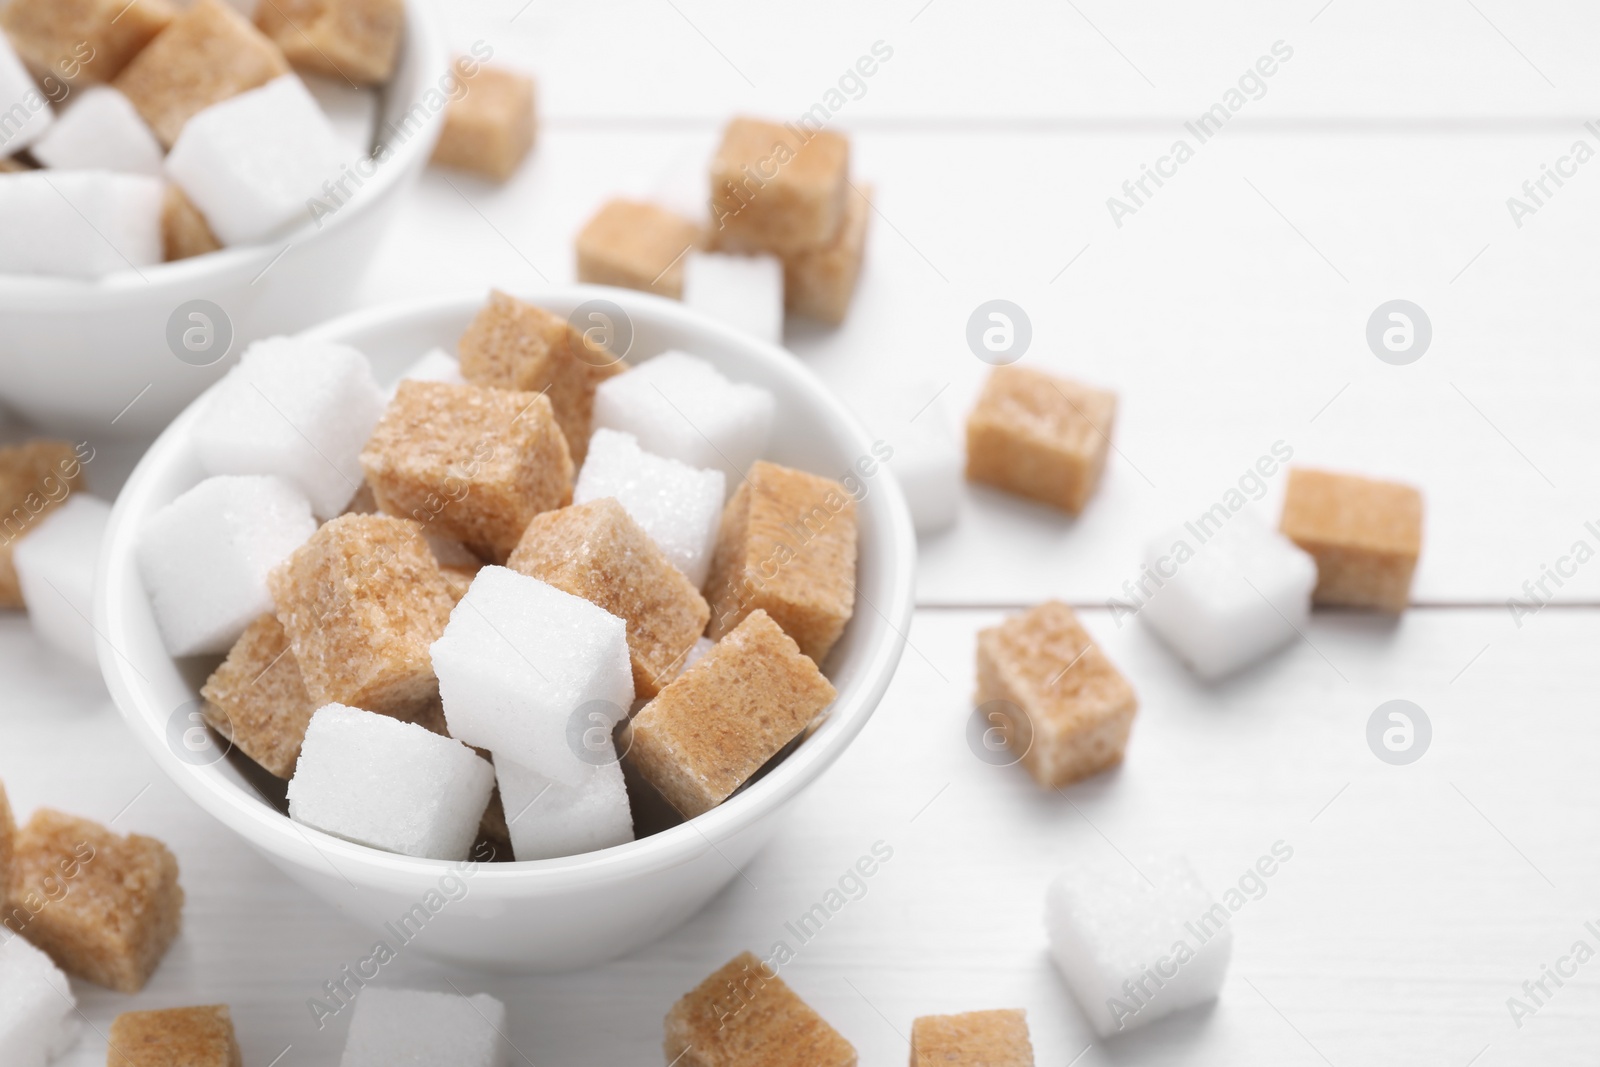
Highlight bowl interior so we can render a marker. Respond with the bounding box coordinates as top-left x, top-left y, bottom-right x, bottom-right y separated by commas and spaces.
96, 287, 917, 894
